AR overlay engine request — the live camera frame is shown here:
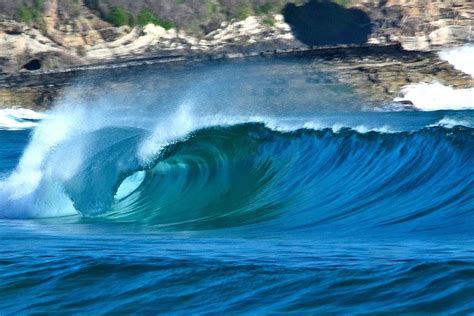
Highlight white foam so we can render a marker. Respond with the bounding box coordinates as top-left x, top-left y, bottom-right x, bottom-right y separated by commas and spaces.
439, 44, 474, 77
428, 117, 473, 128
0, 106, 87, 218
395, 82, 474, 111
0, 94, 130, 218
0, 108, 46, 130
394, 44, 474, 111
